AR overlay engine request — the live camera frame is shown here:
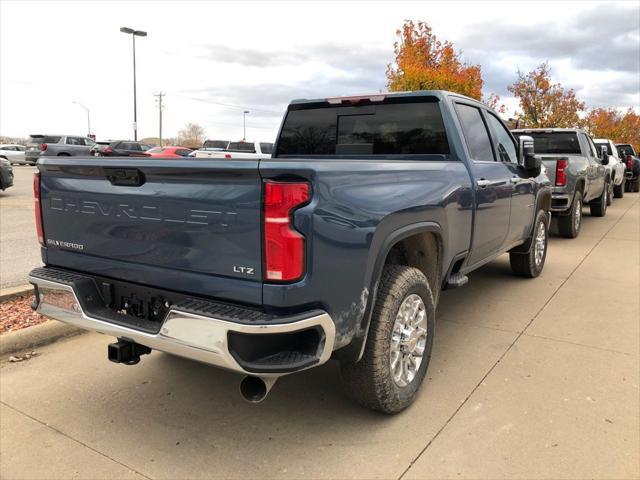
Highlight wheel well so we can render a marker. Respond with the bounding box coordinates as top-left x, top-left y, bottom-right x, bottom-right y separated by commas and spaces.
384, 231, 442, 303
57, 152, 70, 156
